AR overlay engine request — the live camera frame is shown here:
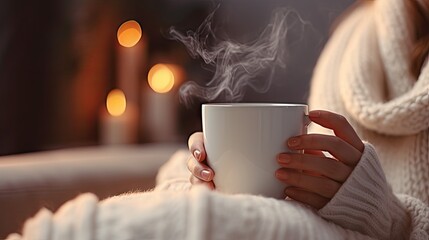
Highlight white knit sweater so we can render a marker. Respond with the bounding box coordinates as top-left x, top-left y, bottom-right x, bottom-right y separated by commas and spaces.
309, 0, 429, 239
